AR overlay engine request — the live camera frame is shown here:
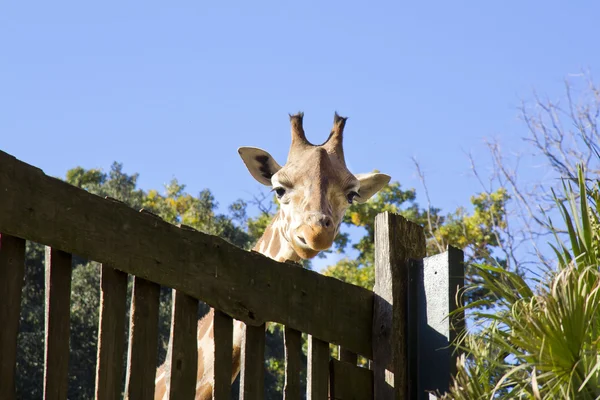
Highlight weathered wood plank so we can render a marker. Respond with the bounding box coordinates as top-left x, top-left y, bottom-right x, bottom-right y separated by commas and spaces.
372, 212, 425, 400
329, 359, 373, 400
283, 327, 302, 400
124, 277, 160, 400
43, 247, 72, 400
95, 265, 128, 400
212, 310, 233, 400
167, 289, 199, 399
447, 247, 465, 376
0, 150, 373, 357
307, 336, 329, 400
240, 323, 265, 400
417, 247, 464, 399
339, 346, 358, 365
407, 259, 419, 400
0, 234, 25, 400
